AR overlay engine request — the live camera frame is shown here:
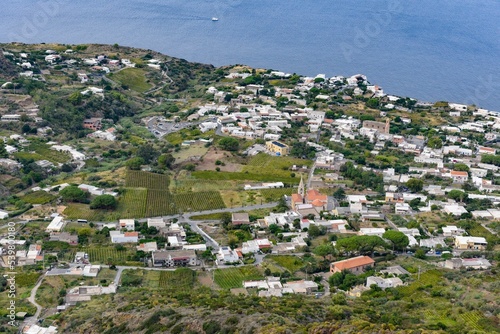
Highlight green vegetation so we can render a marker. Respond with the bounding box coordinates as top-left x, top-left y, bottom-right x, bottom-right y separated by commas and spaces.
20, 190, 56, 204
110, 68, 152, 93
267, 255, 305, 273
214, 266, 263, 289
158, 268, 196, 293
